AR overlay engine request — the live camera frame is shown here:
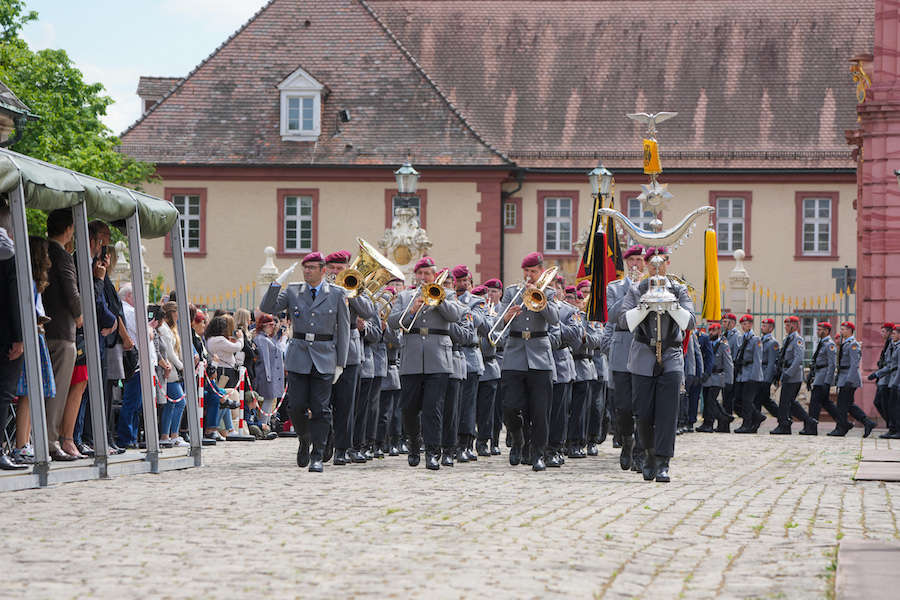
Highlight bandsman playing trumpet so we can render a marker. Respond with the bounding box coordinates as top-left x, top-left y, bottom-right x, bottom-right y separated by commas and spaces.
495, 252, 560, 472
388, 257, 465, 471
476, 279, 505, 455
451, 264, 486, 463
